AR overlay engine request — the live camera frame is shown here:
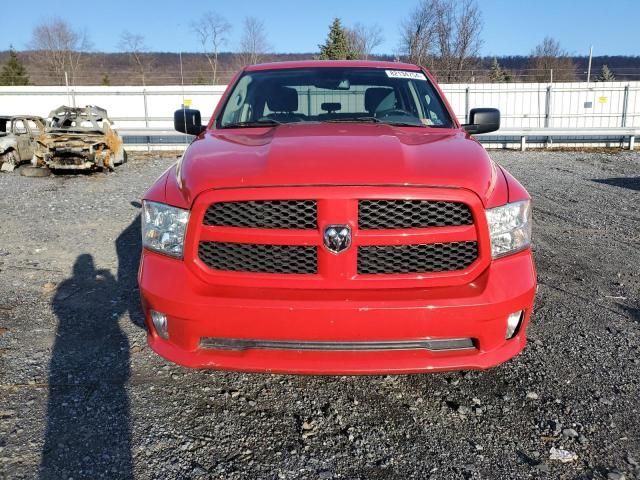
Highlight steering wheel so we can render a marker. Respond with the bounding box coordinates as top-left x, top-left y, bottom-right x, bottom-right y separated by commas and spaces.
376, 108, 415, 119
